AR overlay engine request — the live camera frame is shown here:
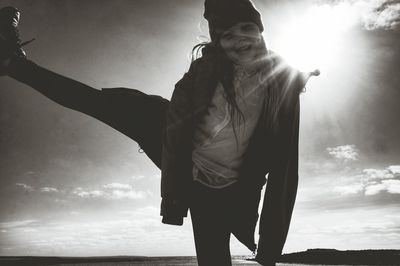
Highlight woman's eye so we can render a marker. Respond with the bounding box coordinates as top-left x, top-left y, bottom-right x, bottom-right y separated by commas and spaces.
222, 33, 234, 40
242, 24, 259, 35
